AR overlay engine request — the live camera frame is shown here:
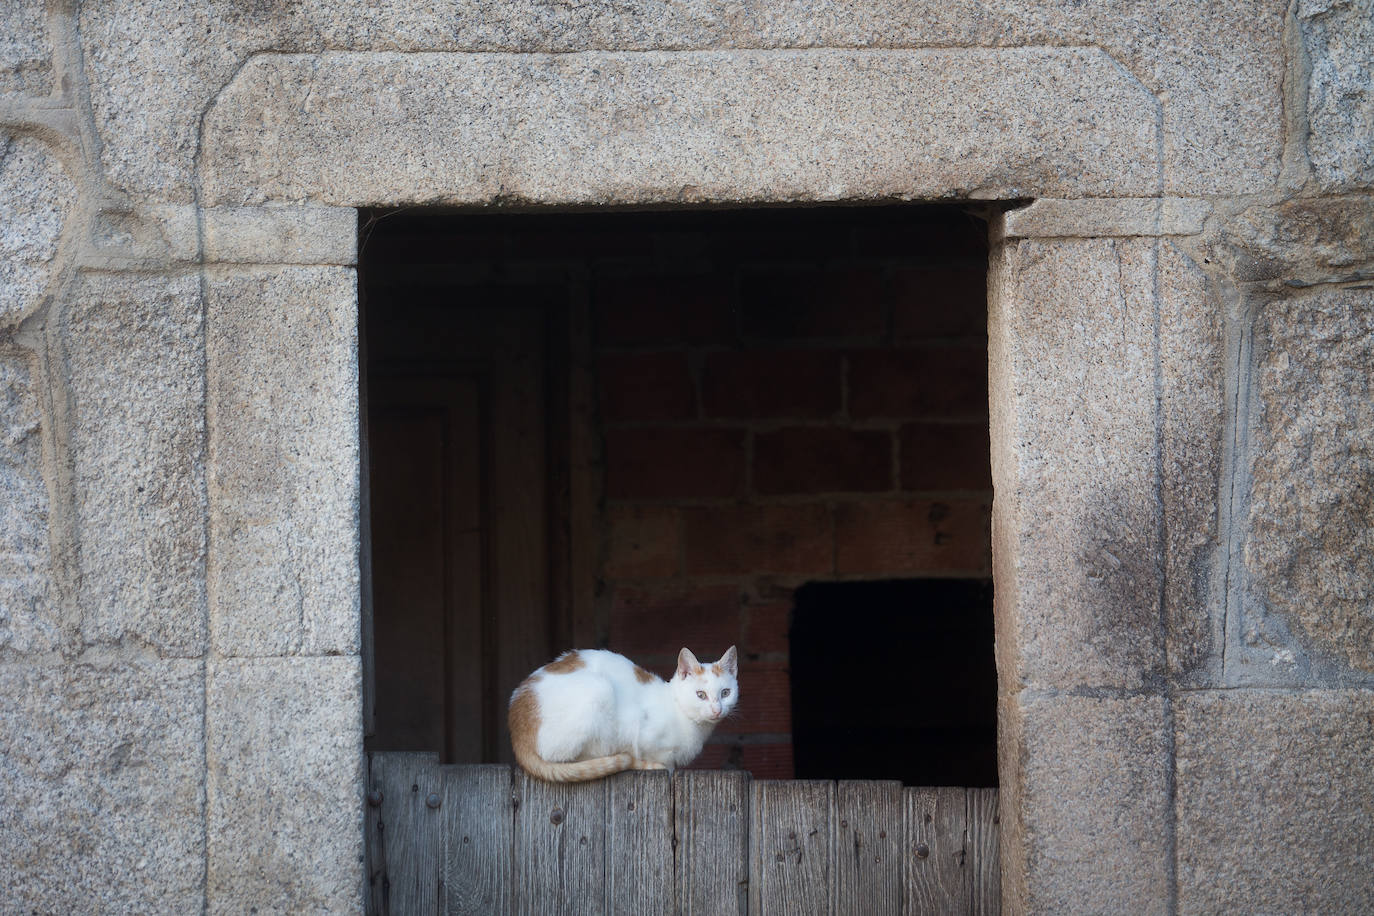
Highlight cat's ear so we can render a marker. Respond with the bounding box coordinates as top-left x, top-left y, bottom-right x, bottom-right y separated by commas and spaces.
676, 647, 701, 679
719, 645, 738, 677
